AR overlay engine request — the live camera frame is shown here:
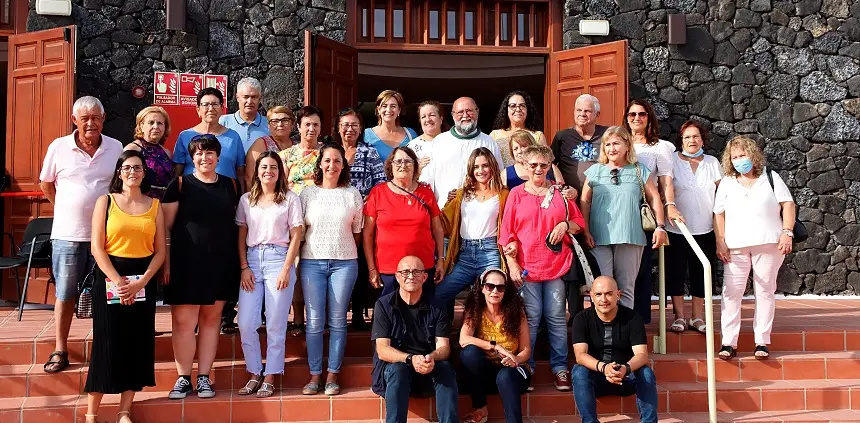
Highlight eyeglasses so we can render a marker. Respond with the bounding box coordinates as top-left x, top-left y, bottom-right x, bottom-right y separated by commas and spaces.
528, 162, 550, 170
269, 118, 292, 126
392, 159, 414, 167
627, 111, 648, 119
396, 269, 426, 278
610, 168, 620, 185
339, 123, 361, 130
199, 102, 221, 109
508, 103, 527, 110
120, 165, 144, 174
453, 108, 478, 117
482, 282, 506, 293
